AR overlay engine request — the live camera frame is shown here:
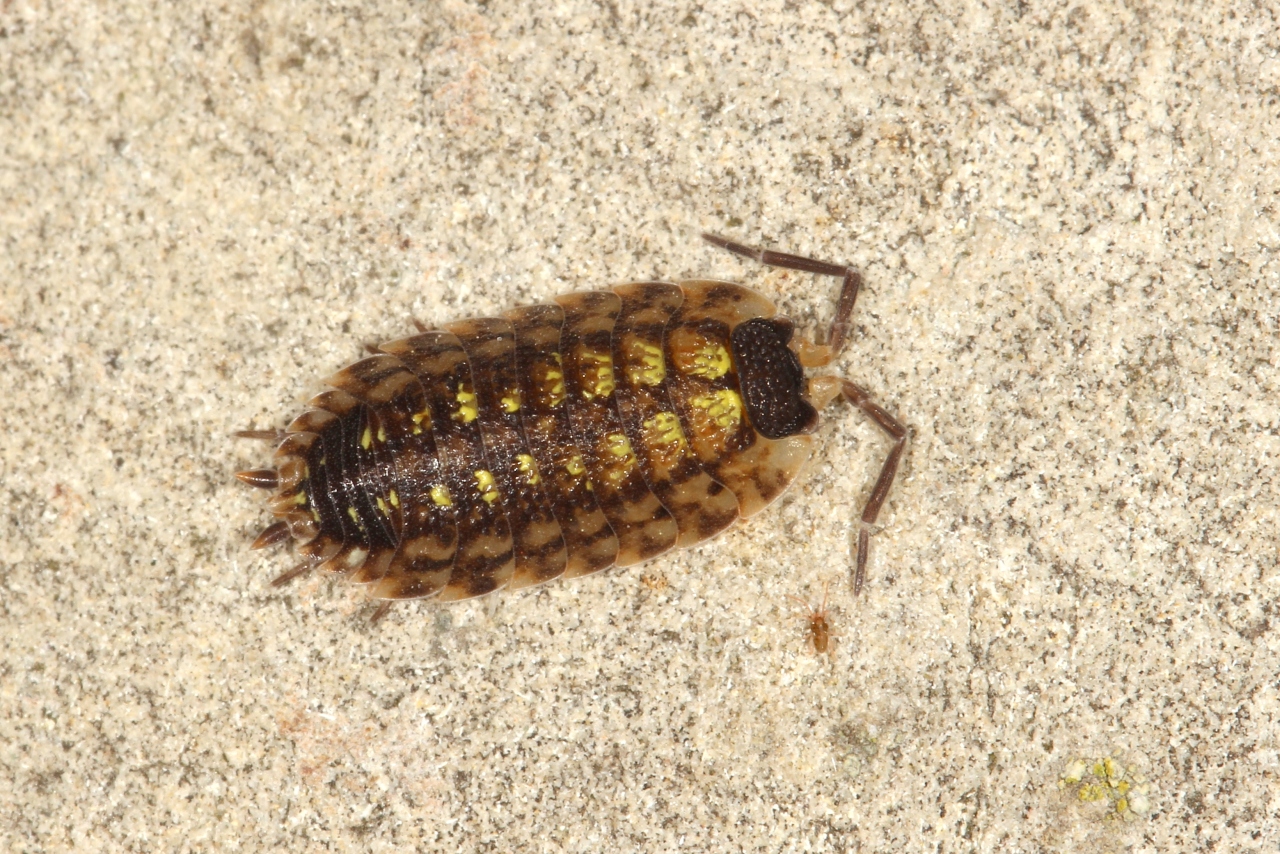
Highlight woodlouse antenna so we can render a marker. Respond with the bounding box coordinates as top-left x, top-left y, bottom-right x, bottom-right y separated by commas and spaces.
701, 232, 862, 354
703, 232, 905, 596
